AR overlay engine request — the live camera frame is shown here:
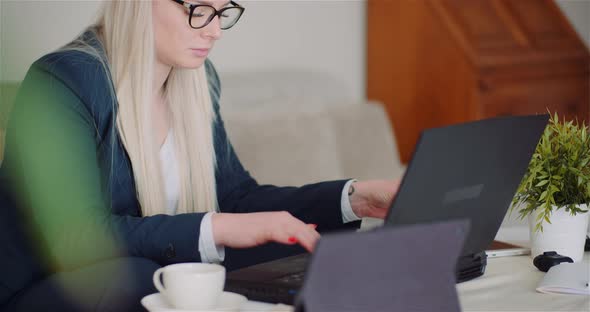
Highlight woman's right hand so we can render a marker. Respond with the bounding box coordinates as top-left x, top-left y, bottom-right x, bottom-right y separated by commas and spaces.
211, 212, 320, 252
